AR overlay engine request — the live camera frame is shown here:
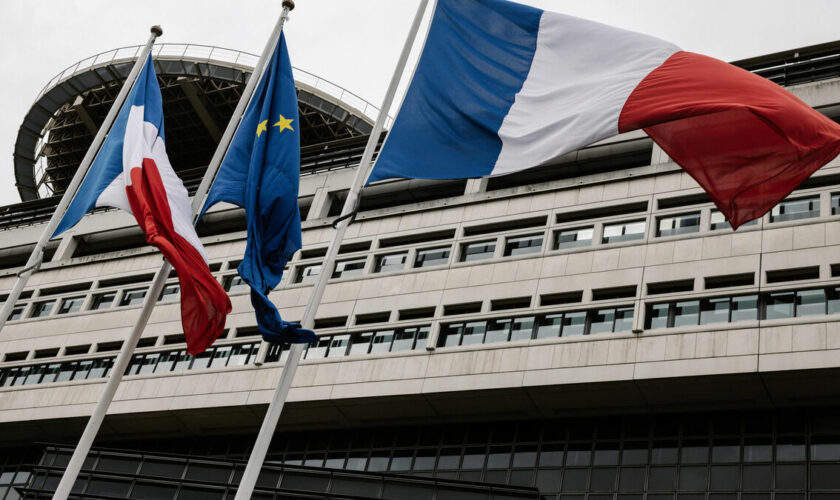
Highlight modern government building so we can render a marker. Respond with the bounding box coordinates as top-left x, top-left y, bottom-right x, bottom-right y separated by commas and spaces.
1, 36, 840, 499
